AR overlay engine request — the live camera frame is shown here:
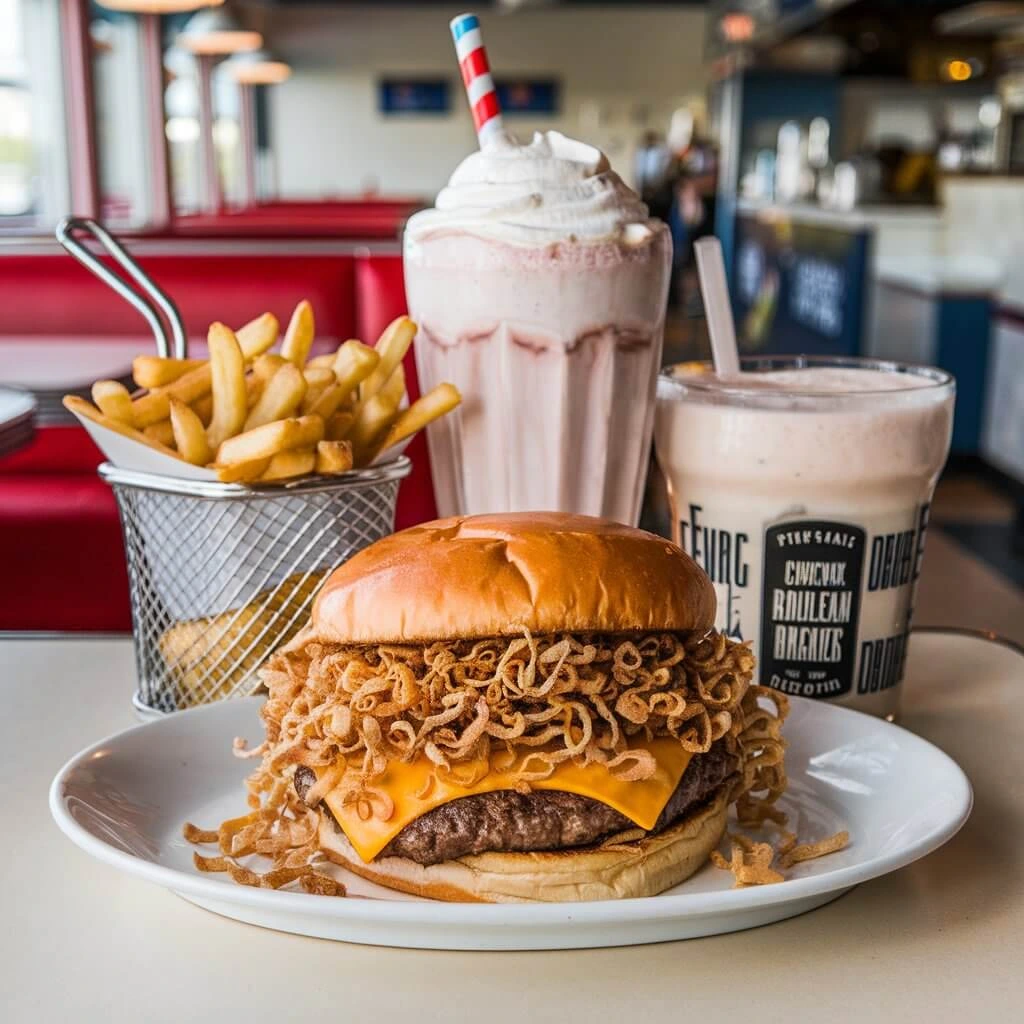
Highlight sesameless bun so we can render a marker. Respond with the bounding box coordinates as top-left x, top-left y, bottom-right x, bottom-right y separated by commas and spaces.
317, 786, 729, 903
309, 512, 716, 644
